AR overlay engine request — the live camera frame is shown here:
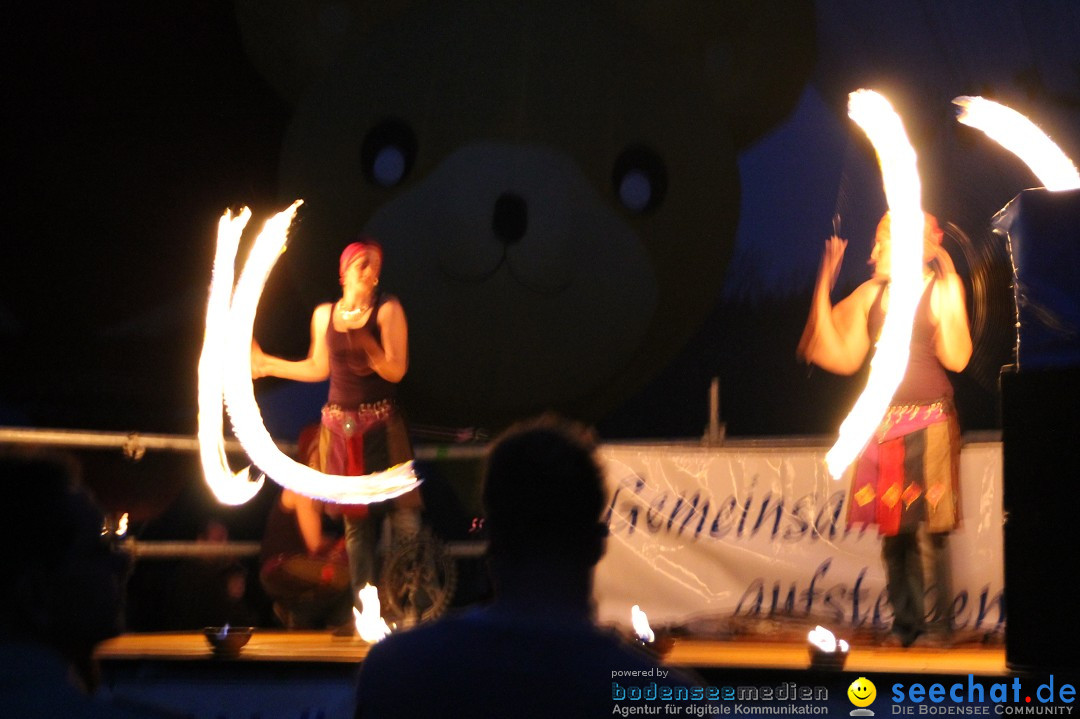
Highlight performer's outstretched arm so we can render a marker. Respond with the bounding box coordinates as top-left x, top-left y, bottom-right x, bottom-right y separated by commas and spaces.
797, 236, 871, 375
251, 303, 333, 382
